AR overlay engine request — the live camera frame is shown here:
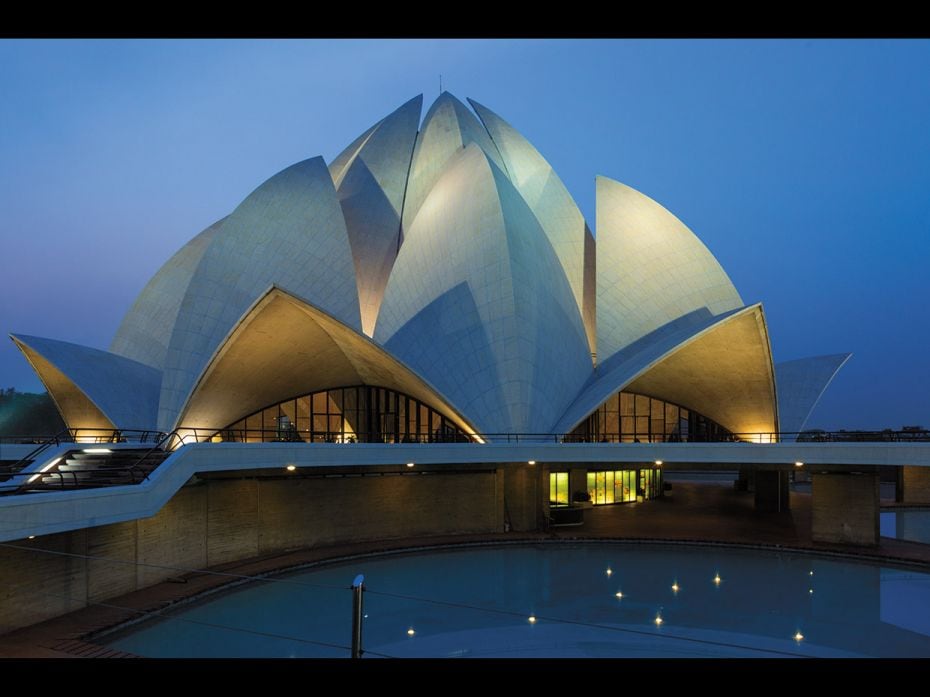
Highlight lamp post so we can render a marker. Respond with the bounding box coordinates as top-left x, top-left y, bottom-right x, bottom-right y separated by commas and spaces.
351, 574, 364, 659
